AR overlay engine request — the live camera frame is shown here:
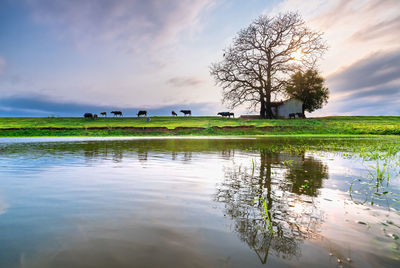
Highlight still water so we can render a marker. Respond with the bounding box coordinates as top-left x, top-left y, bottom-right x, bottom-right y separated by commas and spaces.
0, 137, 399, 267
